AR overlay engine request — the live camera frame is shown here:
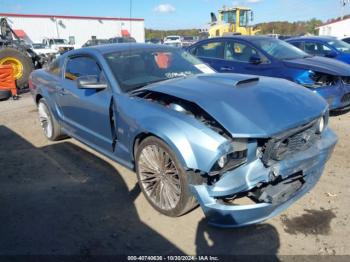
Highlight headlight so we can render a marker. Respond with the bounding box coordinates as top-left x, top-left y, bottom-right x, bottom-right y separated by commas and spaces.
210, 139, 248, 176
316, 113, 328, 134
217, 155, 228, 168
317, 117, 325, 134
